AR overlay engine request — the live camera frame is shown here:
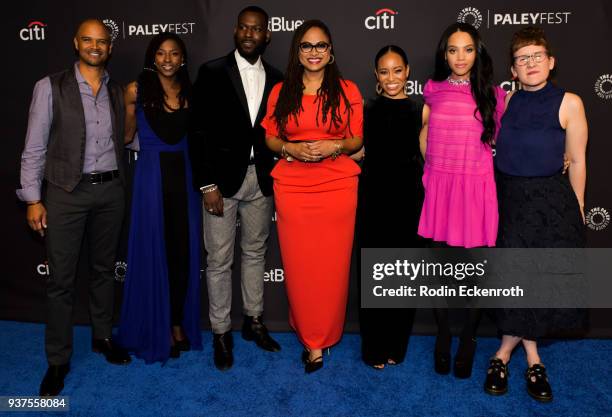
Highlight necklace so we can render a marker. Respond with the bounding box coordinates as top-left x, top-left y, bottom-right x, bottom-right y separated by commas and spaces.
447, 77, 470, 86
